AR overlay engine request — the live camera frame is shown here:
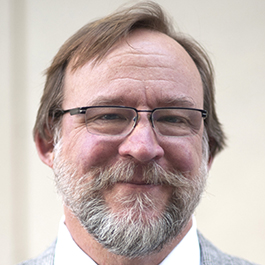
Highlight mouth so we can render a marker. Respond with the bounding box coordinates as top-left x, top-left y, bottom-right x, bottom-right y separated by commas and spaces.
121, 180, 150, 185
115, 180, 160, 191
